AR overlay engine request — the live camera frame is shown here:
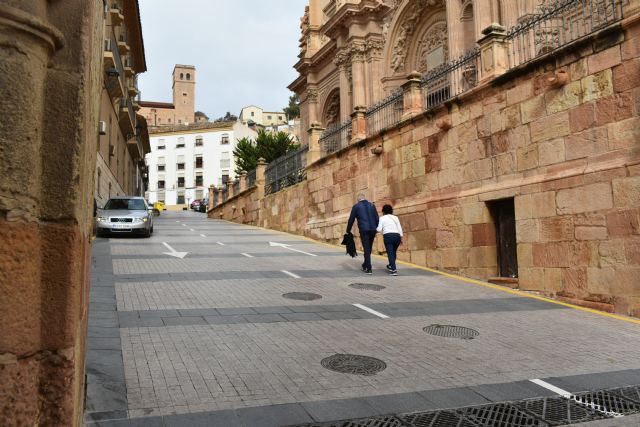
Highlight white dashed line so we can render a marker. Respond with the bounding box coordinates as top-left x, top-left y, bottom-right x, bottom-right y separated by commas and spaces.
281, 270, 300, 279
216, 242, 225, 246
352, 304, 389, 319
241, 253, 254, 258
529, 379, 624, 417
200, 234, 207, 238
190, 229, 195, 232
